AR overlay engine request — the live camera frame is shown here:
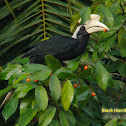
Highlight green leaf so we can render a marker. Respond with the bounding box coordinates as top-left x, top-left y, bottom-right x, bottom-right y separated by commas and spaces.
49, 119, 60, 126
79, 7, 91, 24
67, 110, 76, 126
39, 107, 56, 126
59, 110, 69, 126
15, 57, 30, 64
79, 68, 92, 79
96, 62, 112, 91
22, 64, 50, 73
113, 80, 125, 90
77, 88, 91, 102
30, 69, 51, 81
61, 80, 74, 111
71, 89, 78, 108
19, 90, 35, 115
2, 97, 18, 121
118, 28, 126, 57
55, 67, 76, 80
35, 86, 48, 111
47, 26, 71, 37
99, 4, 114, 27
104, 119, 118, 126
45, 55, 62, 71
118, 63, 126, 76
76, 85, 91, 102
49, 75, 61, 102
70, 12, 80, 32
14, 83, 35, 98
67, 61, 79, 72
92, 51, 98, 61
99, 35, 116, 54
12, 72, 30, 86
107, 60, 122, 73
105, 0, 112, 7
22, 62, 51, 82
18, 106, 39, 126
0, 86, 12, 98
0, 64, 22, 80
76, 110, 90, 126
